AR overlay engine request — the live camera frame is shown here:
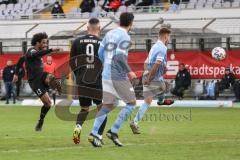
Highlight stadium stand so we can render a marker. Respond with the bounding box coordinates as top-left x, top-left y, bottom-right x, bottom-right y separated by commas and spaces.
0, 0, 56, 19
0, 0, 240, 20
